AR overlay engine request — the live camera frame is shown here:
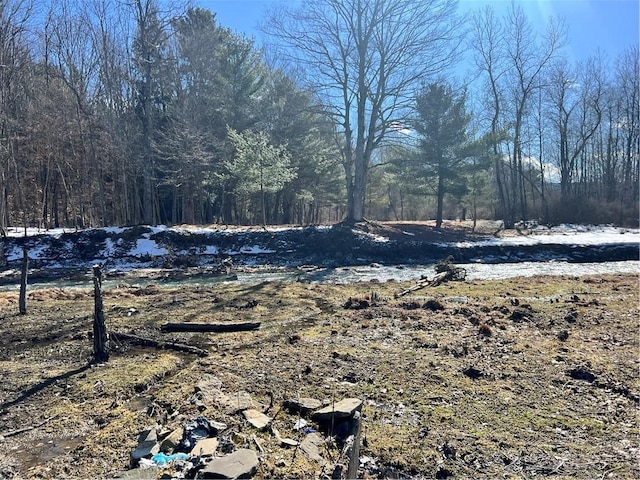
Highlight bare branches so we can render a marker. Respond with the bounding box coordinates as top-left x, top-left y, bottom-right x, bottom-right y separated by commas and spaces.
264, 0, 463, 221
